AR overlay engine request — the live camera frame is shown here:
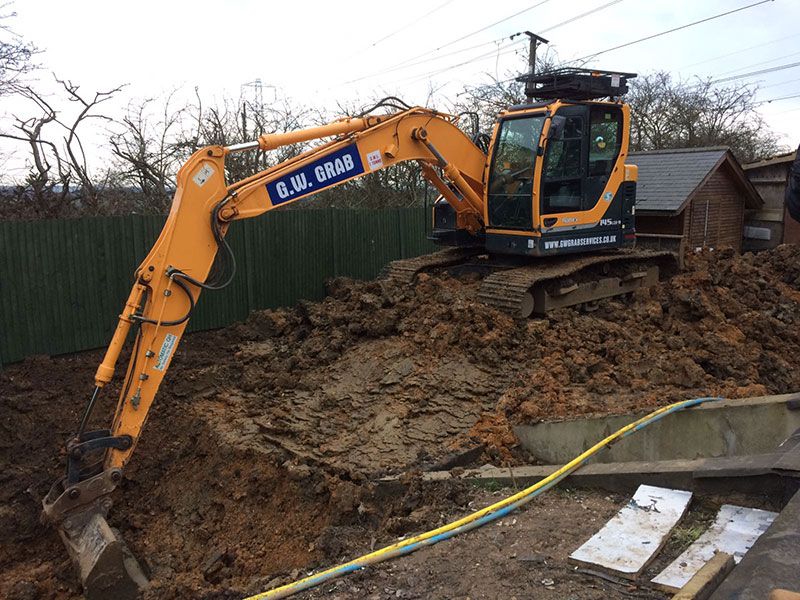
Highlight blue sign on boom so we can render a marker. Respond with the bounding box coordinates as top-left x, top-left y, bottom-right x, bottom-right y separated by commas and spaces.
266, 144, 365, 205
